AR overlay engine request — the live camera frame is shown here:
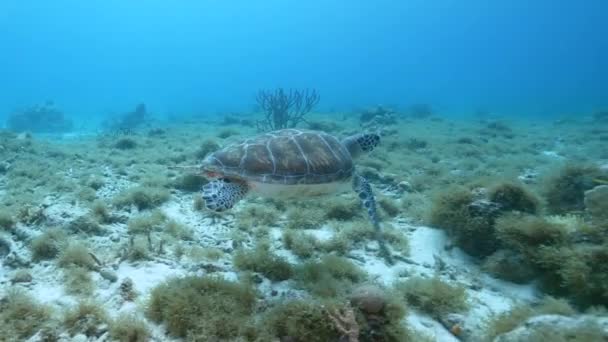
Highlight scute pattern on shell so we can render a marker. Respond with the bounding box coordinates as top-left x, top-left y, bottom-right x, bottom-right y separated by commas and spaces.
208, 129, 353, 185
